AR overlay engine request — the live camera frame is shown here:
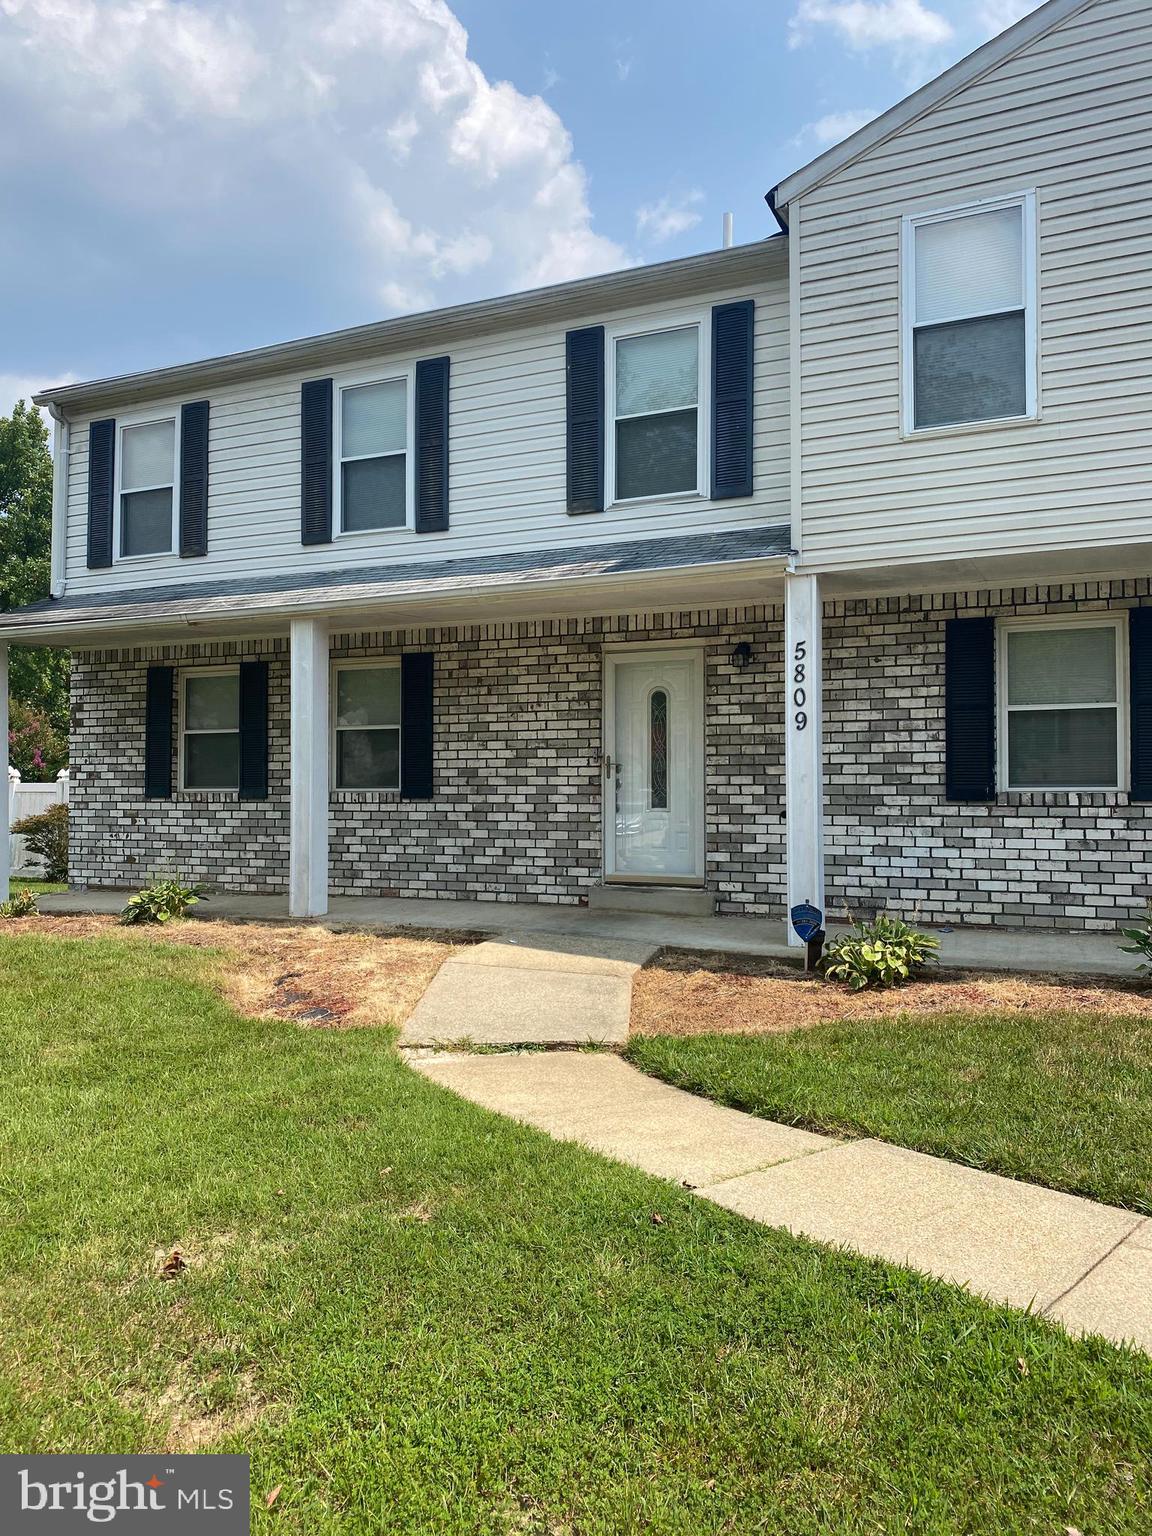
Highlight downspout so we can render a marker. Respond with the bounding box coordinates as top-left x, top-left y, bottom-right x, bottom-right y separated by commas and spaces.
47, 403, 70, 599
